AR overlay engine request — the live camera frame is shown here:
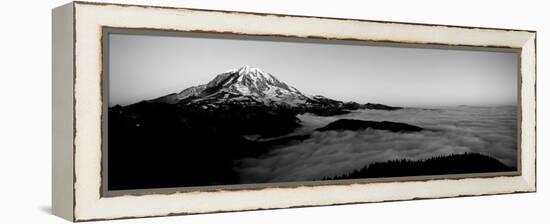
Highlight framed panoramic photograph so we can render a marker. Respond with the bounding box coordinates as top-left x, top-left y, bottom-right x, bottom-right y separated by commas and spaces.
52, 1, 536, 222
